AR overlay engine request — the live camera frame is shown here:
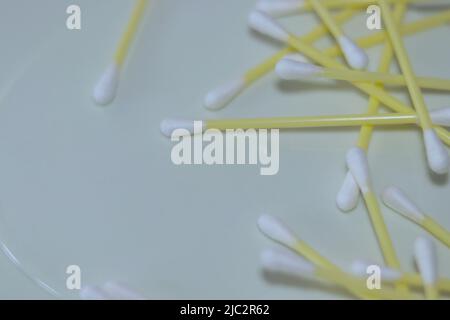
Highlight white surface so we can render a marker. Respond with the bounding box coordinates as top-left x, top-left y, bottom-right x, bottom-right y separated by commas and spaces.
0, 0, 449, 300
